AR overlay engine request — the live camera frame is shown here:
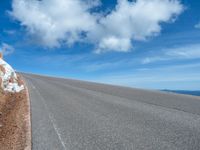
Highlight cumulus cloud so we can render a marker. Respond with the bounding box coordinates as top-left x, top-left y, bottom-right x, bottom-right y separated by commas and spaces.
90, 0, 184, 52
0, 43, 15, 55
11, 0, 98, 47
11, 0, 184, 52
